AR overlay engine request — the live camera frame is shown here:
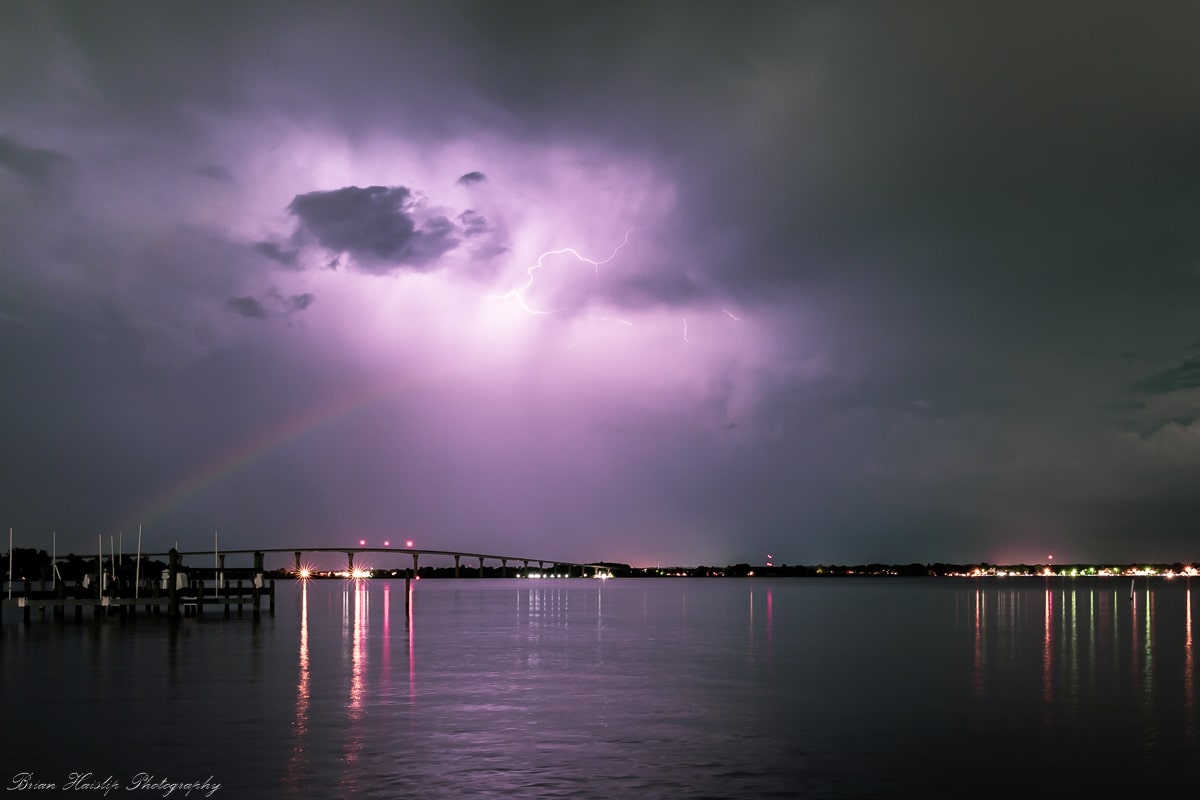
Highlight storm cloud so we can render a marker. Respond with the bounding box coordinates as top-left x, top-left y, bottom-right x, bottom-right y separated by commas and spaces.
0, 133, 68, 184
286, 185, 460, 273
